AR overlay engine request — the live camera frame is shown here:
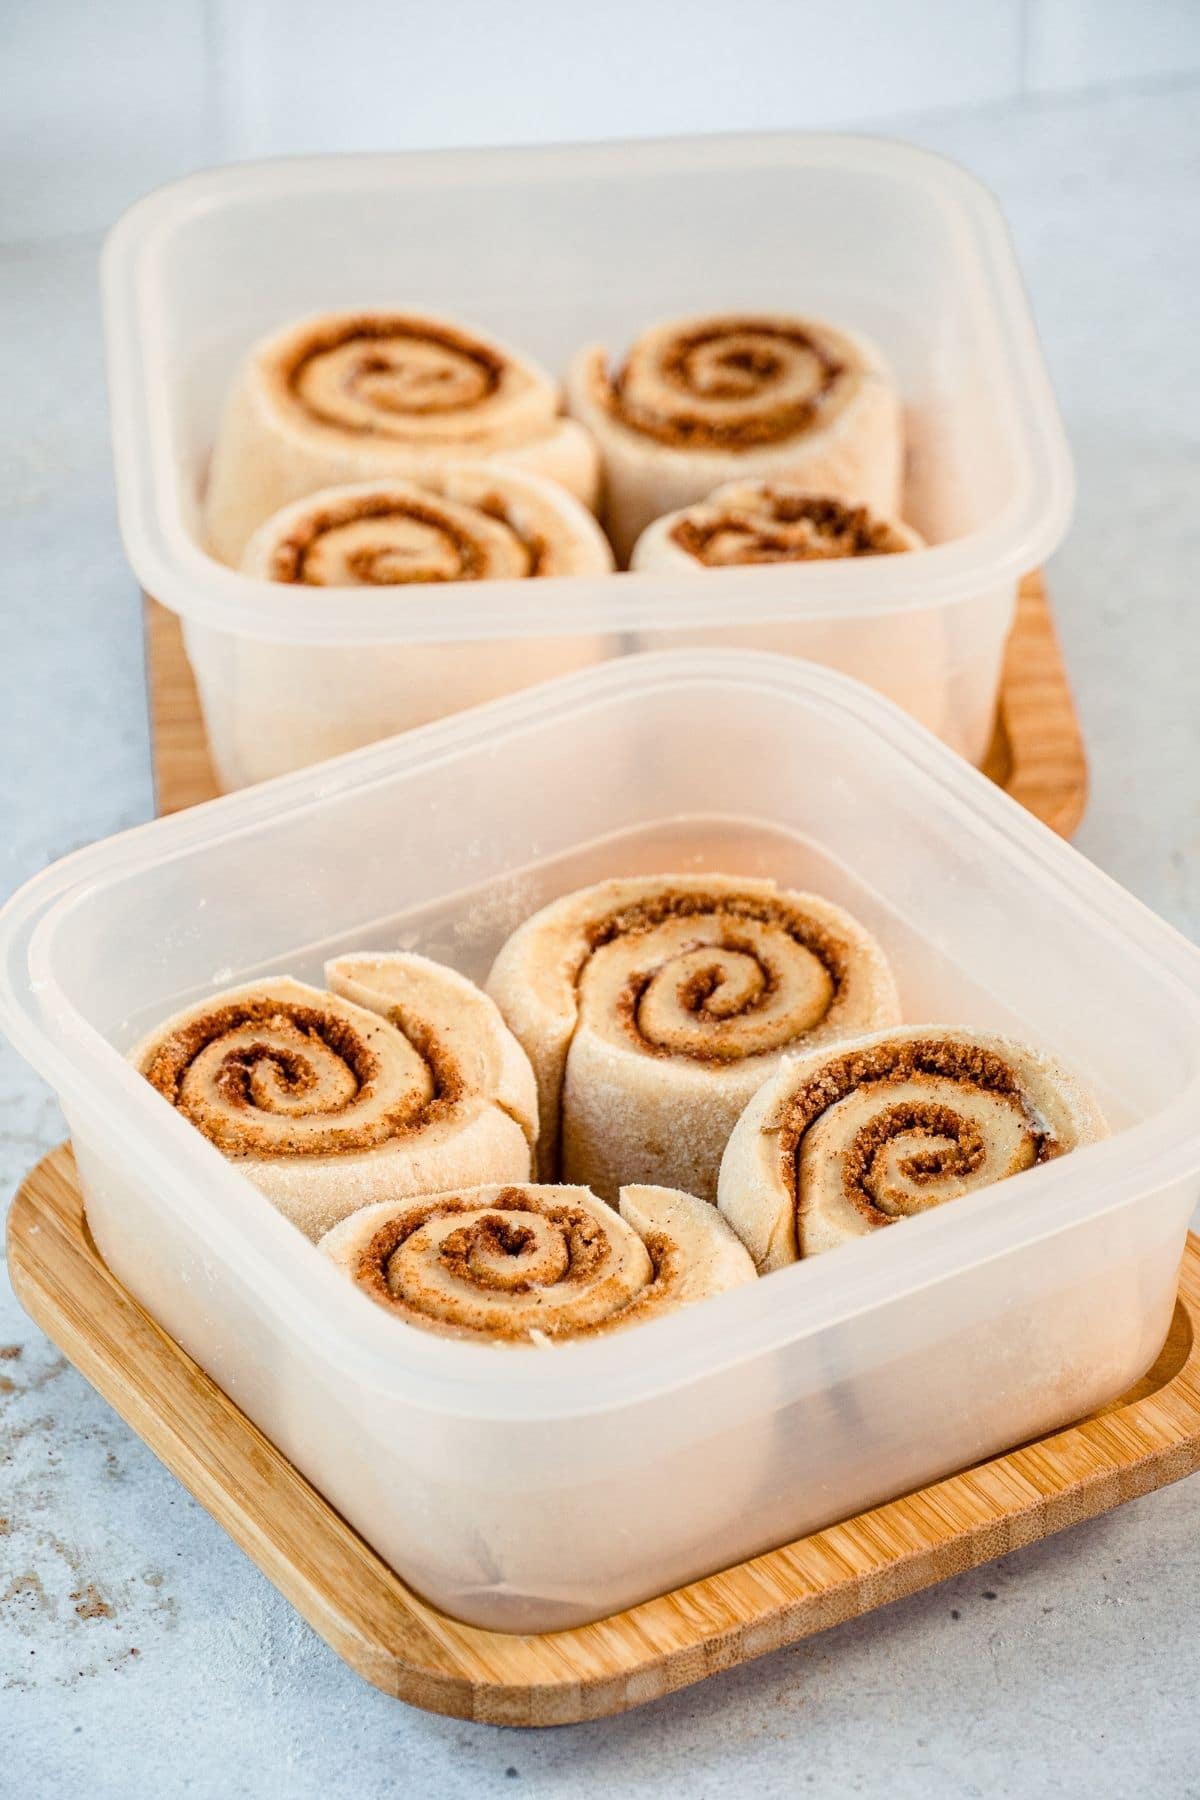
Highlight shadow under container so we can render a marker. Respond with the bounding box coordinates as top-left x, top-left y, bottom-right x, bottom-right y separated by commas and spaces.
3, 652, 1193, 1635
103, 134, 1072, 789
